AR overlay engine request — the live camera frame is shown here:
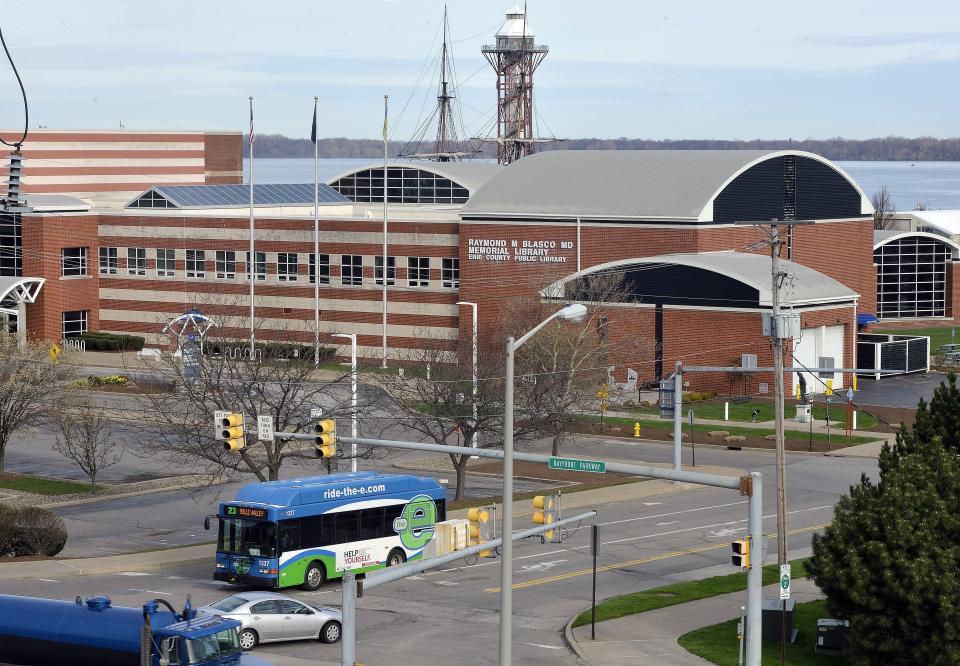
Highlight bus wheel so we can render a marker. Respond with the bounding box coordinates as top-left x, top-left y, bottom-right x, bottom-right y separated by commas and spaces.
302, 562, 326, 591
386, 549, 406, 567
